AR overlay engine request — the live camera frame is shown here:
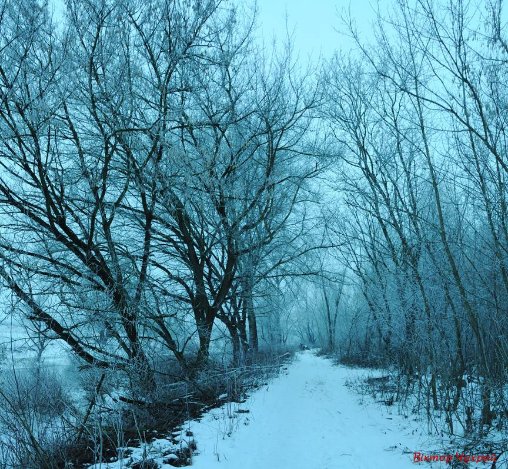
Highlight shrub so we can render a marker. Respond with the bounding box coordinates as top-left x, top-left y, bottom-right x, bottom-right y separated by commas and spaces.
0, 367, 76, 468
